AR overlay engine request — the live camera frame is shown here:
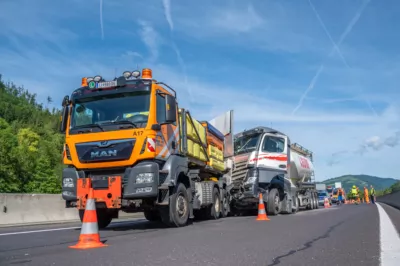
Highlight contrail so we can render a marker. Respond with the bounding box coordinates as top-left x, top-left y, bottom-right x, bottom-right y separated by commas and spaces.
292, 64, 324, 115
291, 0, 371, 115
171, 42, 192, 100
307, 0, 349, 68
161, 0, 192, 102
100, 0, 104, 40
162, 0, 174, 31
307, 0, 376, 116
